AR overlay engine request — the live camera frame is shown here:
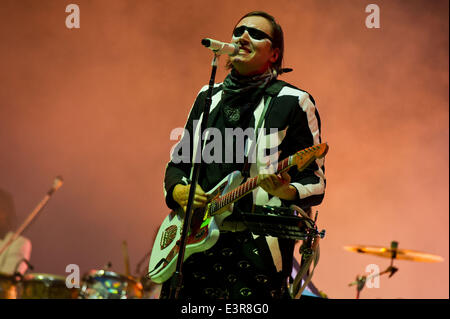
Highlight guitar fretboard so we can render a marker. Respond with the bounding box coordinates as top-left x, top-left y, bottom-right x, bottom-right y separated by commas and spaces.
209, 156, 292, 216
